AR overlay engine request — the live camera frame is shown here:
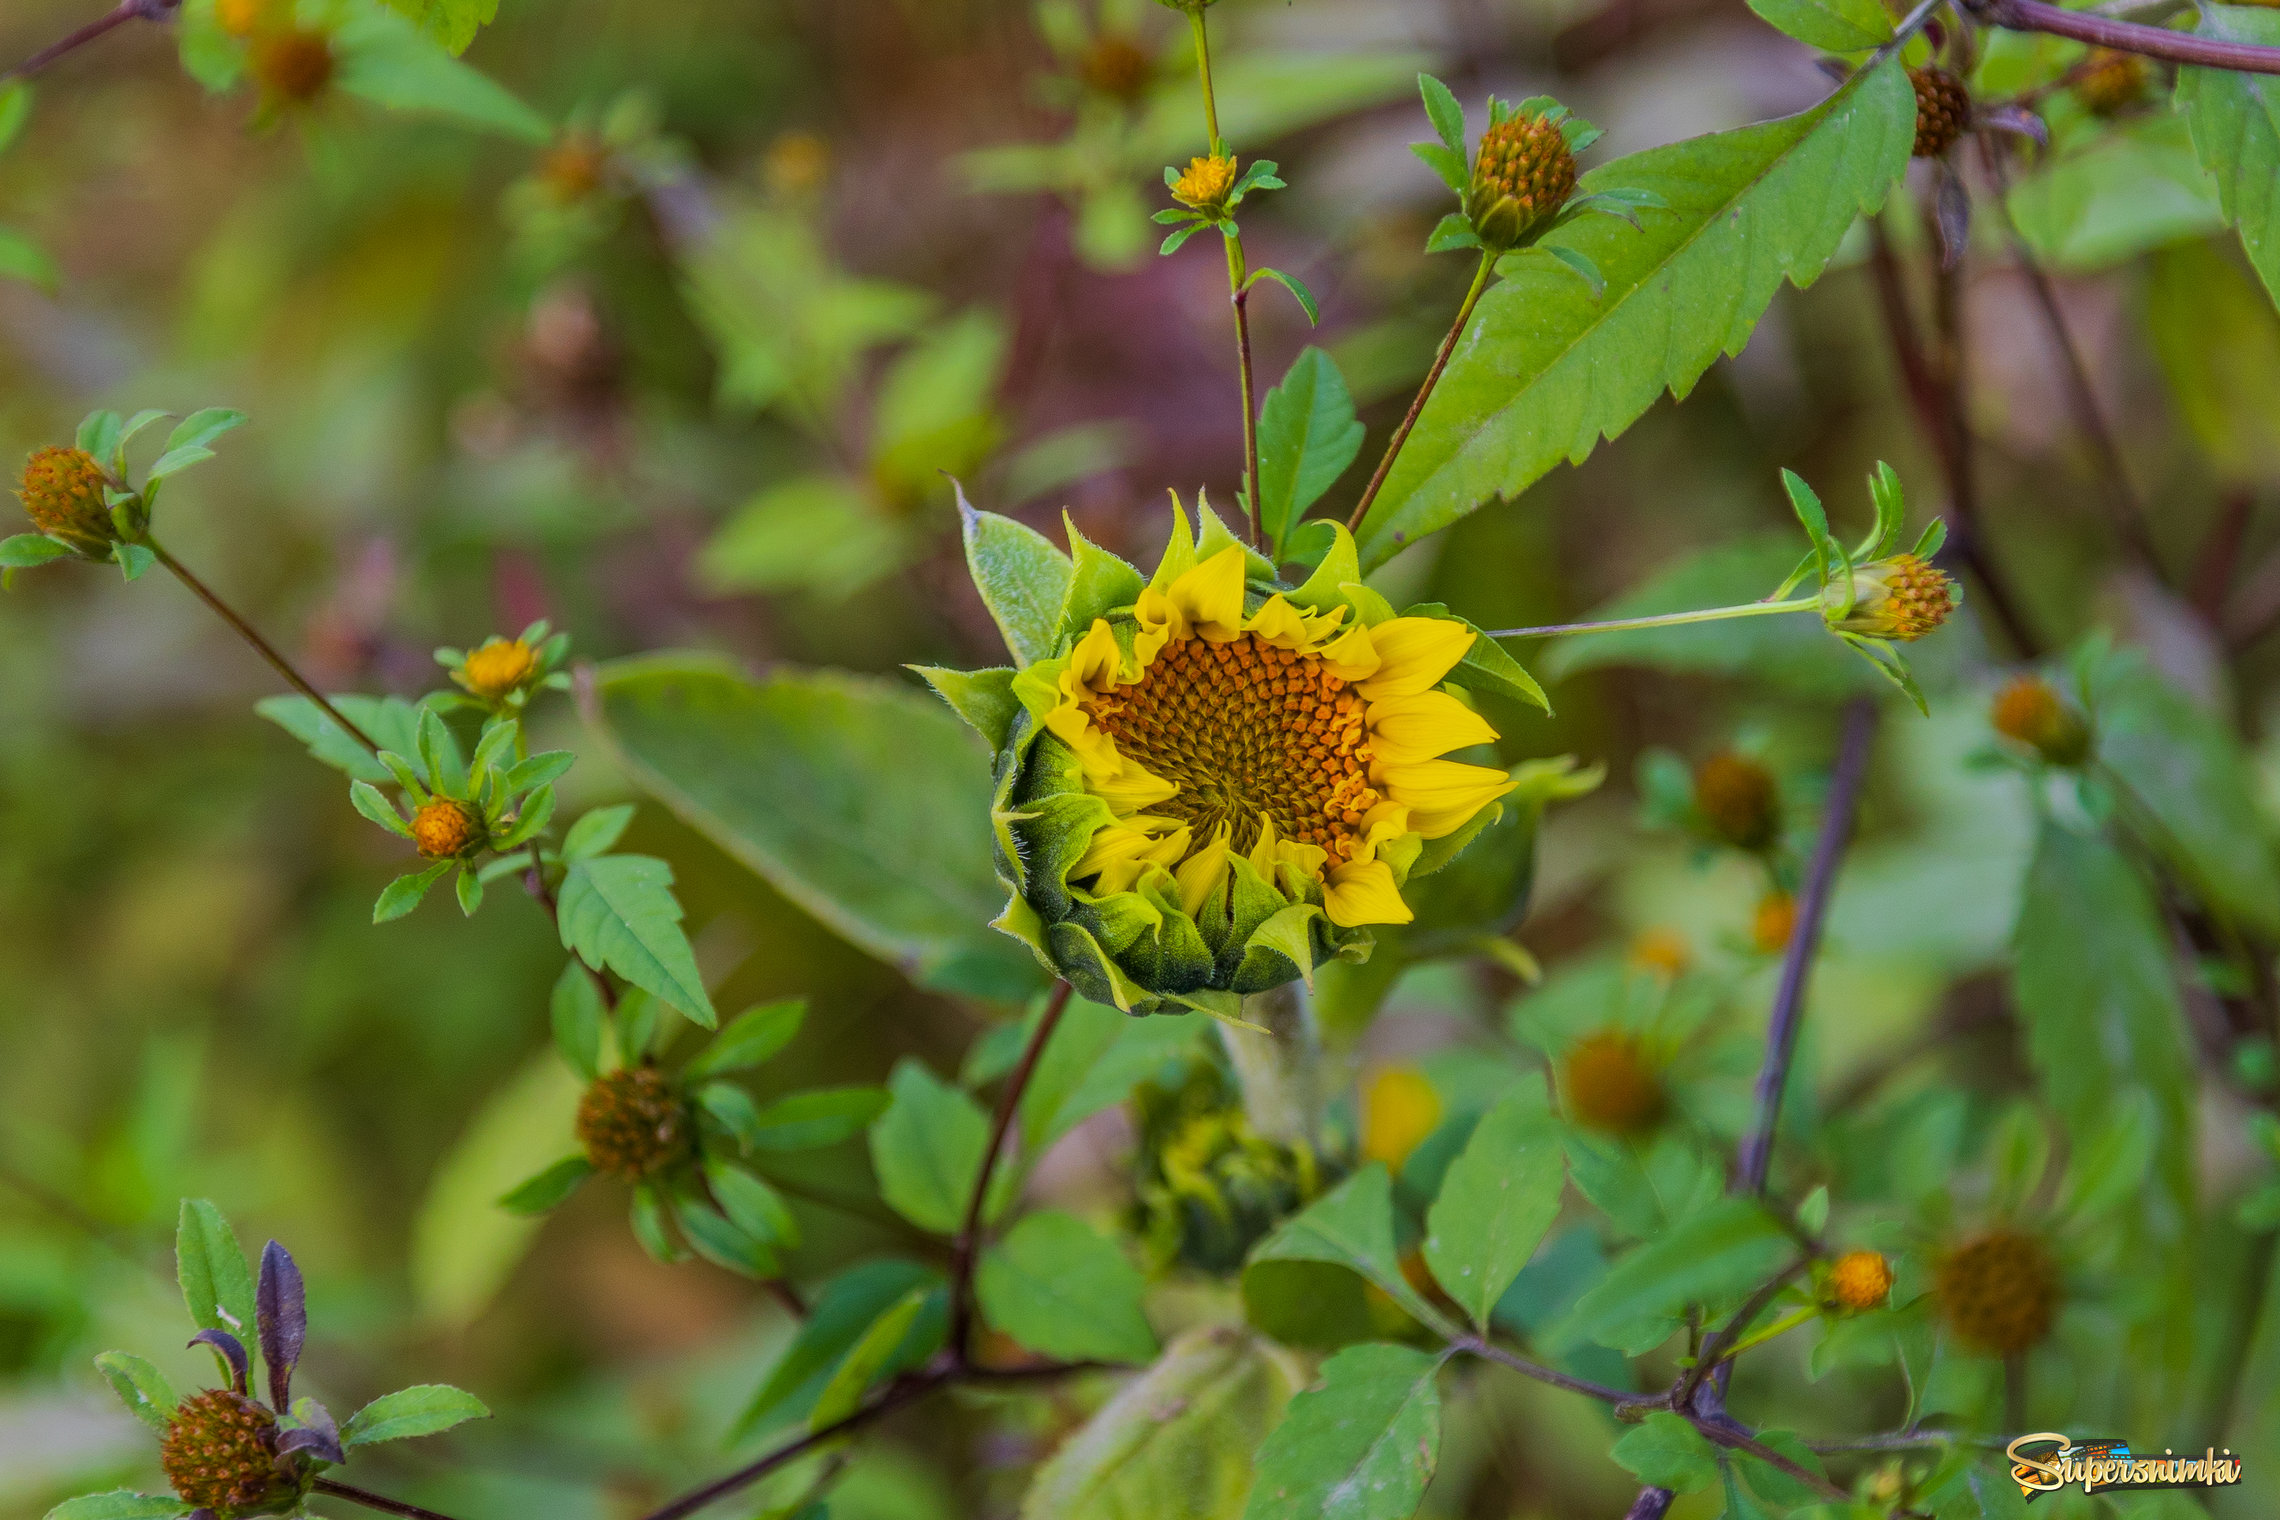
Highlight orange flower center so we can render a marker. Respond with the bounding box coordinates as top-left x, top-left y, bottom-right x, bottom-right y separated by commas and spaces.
1937, 1229, 2058, 1355
161, 1389, 287, 1511
1082, 632, 1381, 865
1560, 1030, 1665, 1135
462, 639, 537, 699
